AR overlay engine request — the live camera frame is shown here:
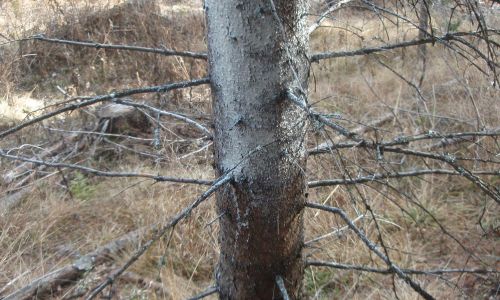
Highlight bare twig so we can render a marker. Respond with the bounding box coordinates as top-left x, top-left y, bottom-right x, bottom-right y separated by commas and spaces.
309, 128, 500, 153
45, 127, 153, 142
307, 130, 500, 203
305, 202, 435, 300
305, 214, 365, 246
287, 90, 362, 141
308, 169, 499, 188
312, 113, 393, 149
307, 260, 499, 275
186, 285, 218, 300
378, 147, 500, 203
0, 150, 214, 186
0, 78, 210, 140
30, 34, 208, 60
84, 173, 232, 300
113, 99, 212, 137
310, 31, 500, 62
308, 0, 355, 35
